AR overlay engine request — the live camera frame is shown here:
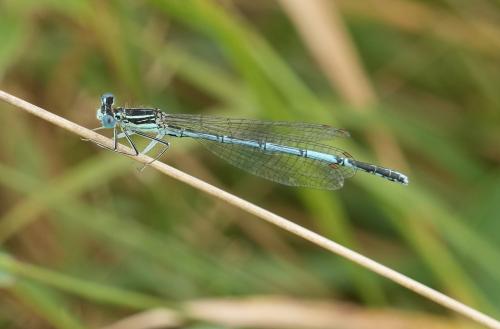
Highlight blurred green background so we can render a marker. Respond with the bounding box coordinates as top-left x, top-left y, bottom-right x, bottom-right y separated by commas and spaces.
1, 0, 499, 328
